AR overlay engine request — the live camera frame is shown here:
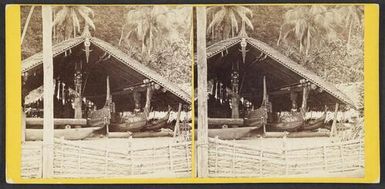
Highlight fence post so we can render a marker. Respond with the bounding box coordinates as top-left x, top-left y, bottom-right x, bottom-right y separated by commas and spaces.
169, 143, 174, 171
185, 142, 190, 171
59, 137, 64, 176
284, 148, 288, 175
152, 145, 156, 173
104, 144, 109, 177
358, 140, 363, 167
339, 143, 344, 171
214, 136, 219, 175
323, 145, 327, 171
128, 137, 133, 175
259, 149, 263, 176
232, 140, 236, 174
283, 132, 288, 175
